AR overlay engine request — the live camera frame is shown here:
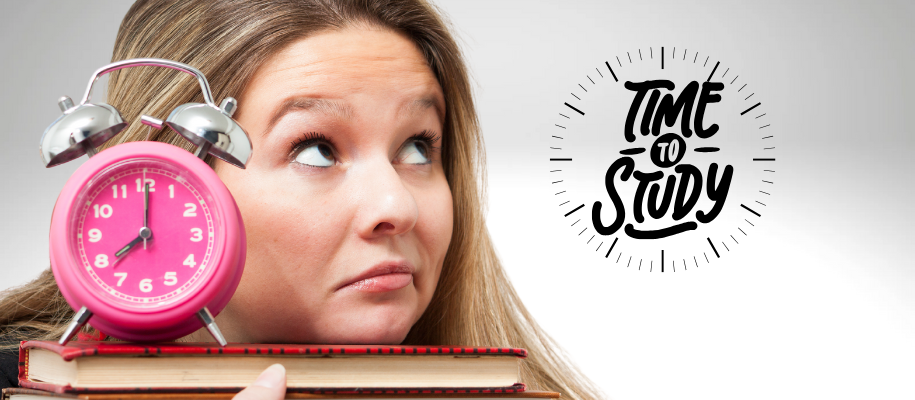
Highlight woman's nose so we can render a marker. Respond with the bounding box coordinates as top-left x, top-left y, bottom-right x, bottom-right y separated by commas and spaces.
350, 157, 419, 239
